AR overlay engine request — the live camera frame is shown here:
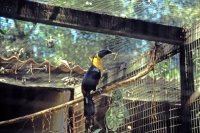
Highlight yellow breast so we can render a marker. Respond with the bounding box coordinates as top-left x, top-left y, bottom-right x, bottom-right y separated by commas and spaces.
92, 54, 103, 76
